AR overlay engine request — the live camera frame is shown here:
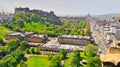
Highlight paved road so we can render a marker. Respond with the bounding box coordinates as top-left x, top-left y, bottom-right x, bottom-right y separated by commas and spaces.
89, 18, 107, 54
